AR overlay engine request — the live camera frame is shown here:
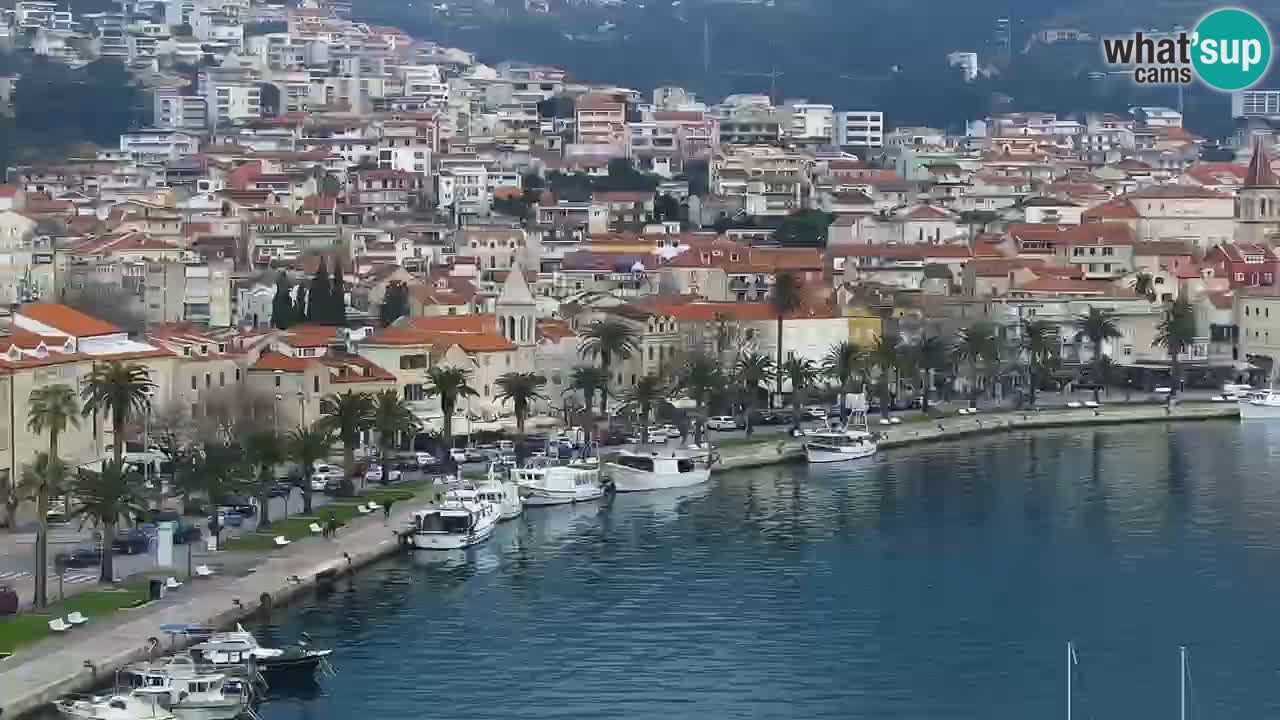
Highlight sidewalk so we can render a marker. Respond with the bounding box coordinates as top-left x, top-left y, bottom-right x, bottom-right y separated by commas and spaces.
0, 498, 425, 720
